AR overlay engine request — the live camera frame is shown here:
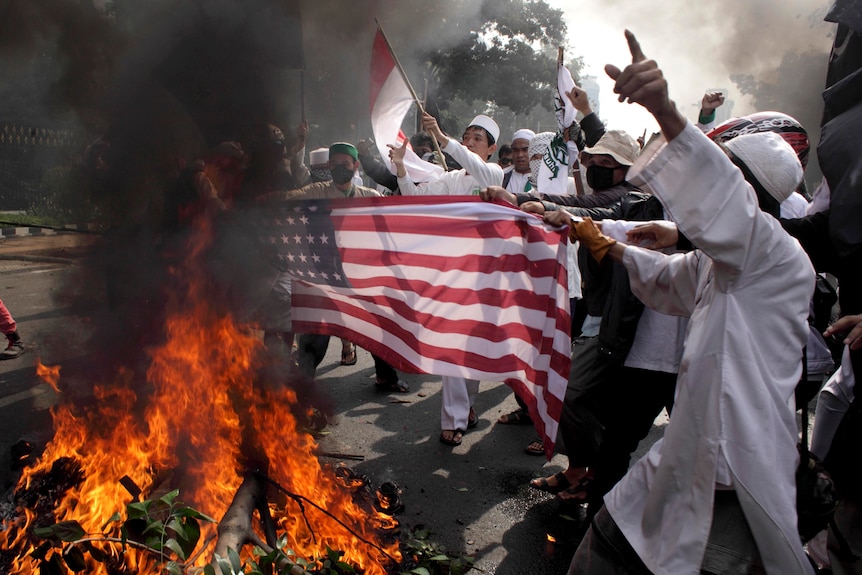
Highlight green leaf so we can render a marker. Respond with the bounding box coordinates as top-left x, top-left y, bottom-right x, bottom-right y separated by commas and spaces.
228, 547, 242, 573
30, 542, 52, 561
62, 546, 87, 572
180, 517, 201, 556
325, 545, 341, 563
429, 554, 450, 561
214, 554, 233, 575
83, 542, 107, 563
141, 520, 166, 536
159, 489, 180, 507
41, 551, 66, 575
126, 501, 151, 520
164, 538, 187, 561
203, 564, 217, 575
165, 561, 183, 575
100, 512, 122, 533
172, 507, 217, 523
410, 568, 431, 575
166, 517, 188, 541
33, 521, 86, 542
